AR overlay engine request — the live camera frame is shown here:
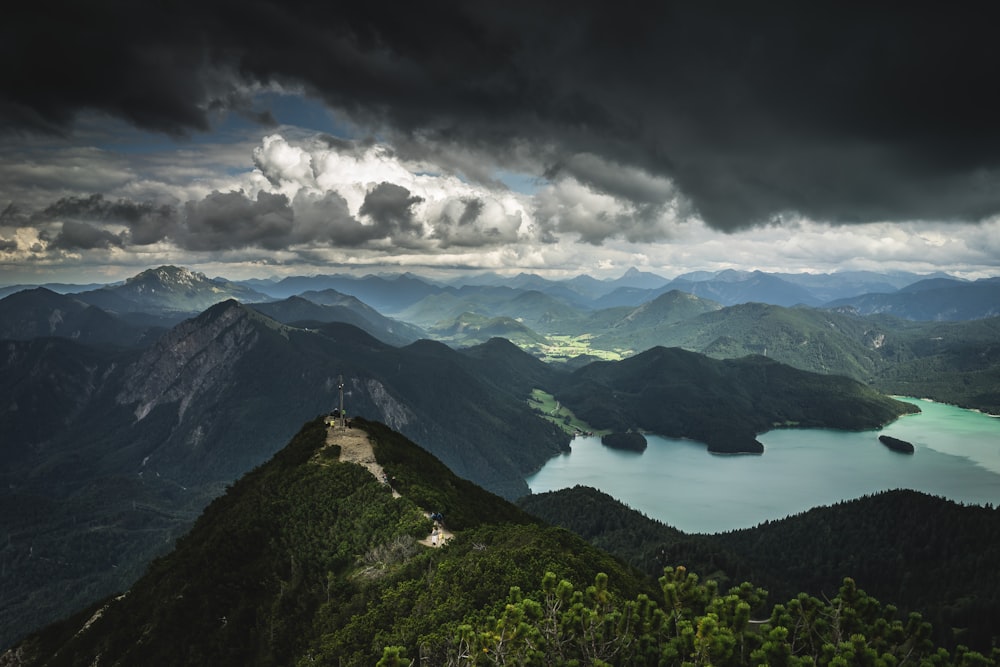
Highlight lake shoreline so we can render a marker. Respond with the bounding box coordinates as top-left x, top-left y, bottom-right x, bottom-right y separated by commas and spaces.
526, 397, 1000, 534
